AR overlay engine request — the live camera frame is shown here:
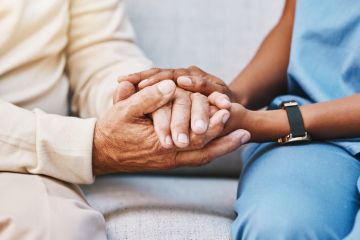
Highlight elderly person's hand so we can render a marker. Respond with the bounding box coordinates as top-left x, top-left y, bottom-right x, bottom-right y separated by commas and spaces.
93, 80, 249, 175
119, 66, 239, 102
117, 73, 235, 149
